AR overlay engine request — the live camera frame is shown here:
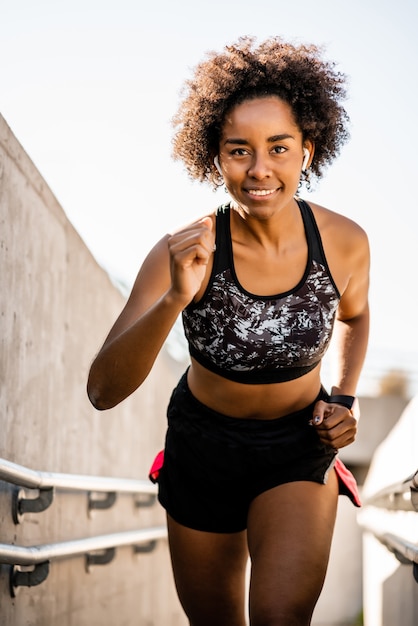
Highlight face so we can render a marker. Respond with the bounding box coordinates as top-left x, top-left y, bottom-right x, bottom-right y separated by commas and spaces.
218, 96, 313, 217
